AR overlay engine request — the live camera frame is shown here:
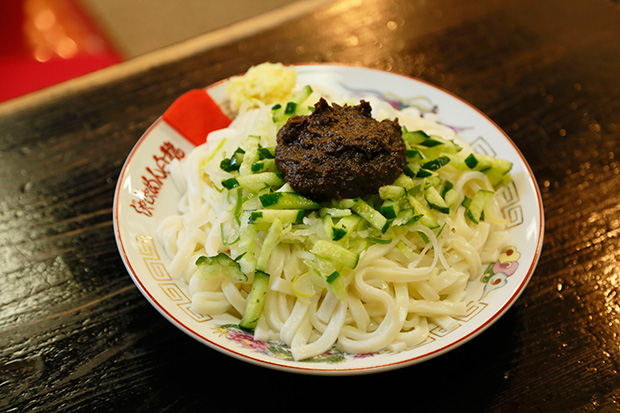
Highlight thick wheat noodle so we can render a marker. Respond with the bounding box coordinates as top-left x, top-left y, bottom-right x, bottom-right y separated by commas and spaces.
156, 88, 511, 360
